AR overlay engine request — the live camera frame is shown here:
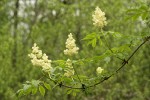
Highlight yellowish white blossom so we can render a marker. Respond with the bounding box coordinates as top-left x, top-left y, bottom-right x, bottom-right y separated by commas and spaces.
64, 59, 74, 77
96, 67, 104, 74
64, 70, 74, 77
66, 59, 72, 68
28, 43, 52, 72
64, 33, 79, 56
92, 6, 107, 28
